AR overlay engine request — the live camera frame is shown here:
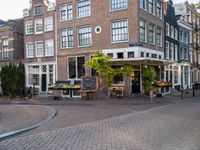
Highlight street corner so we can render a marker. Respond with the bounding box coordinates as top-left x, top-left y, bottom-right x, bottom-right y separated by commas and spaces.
0, 105, 56, 140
